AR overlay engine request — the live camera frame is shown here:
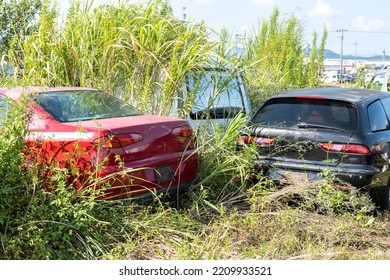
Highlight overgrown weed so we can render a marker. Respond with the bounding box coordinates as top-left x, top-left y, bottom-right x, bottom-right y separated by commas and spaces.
1, 0, 390, 261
